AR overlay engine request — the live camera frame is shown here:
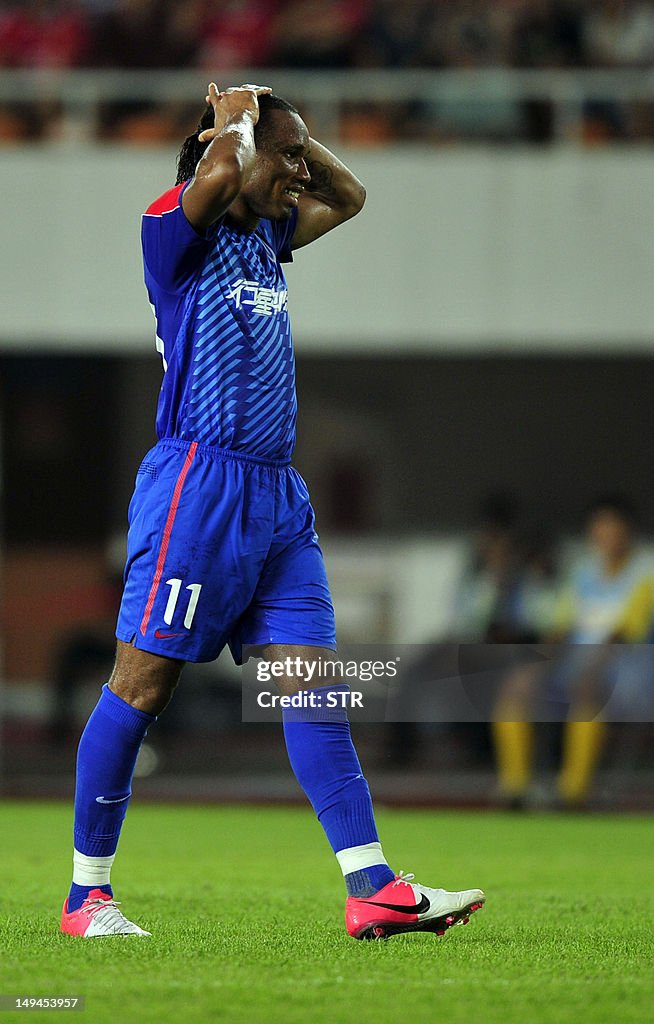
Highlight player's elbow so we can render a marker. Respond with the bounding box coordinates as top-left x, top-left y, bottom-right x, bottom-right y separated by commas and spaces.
348, 181, 366, 218
335, 182, 366, 226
